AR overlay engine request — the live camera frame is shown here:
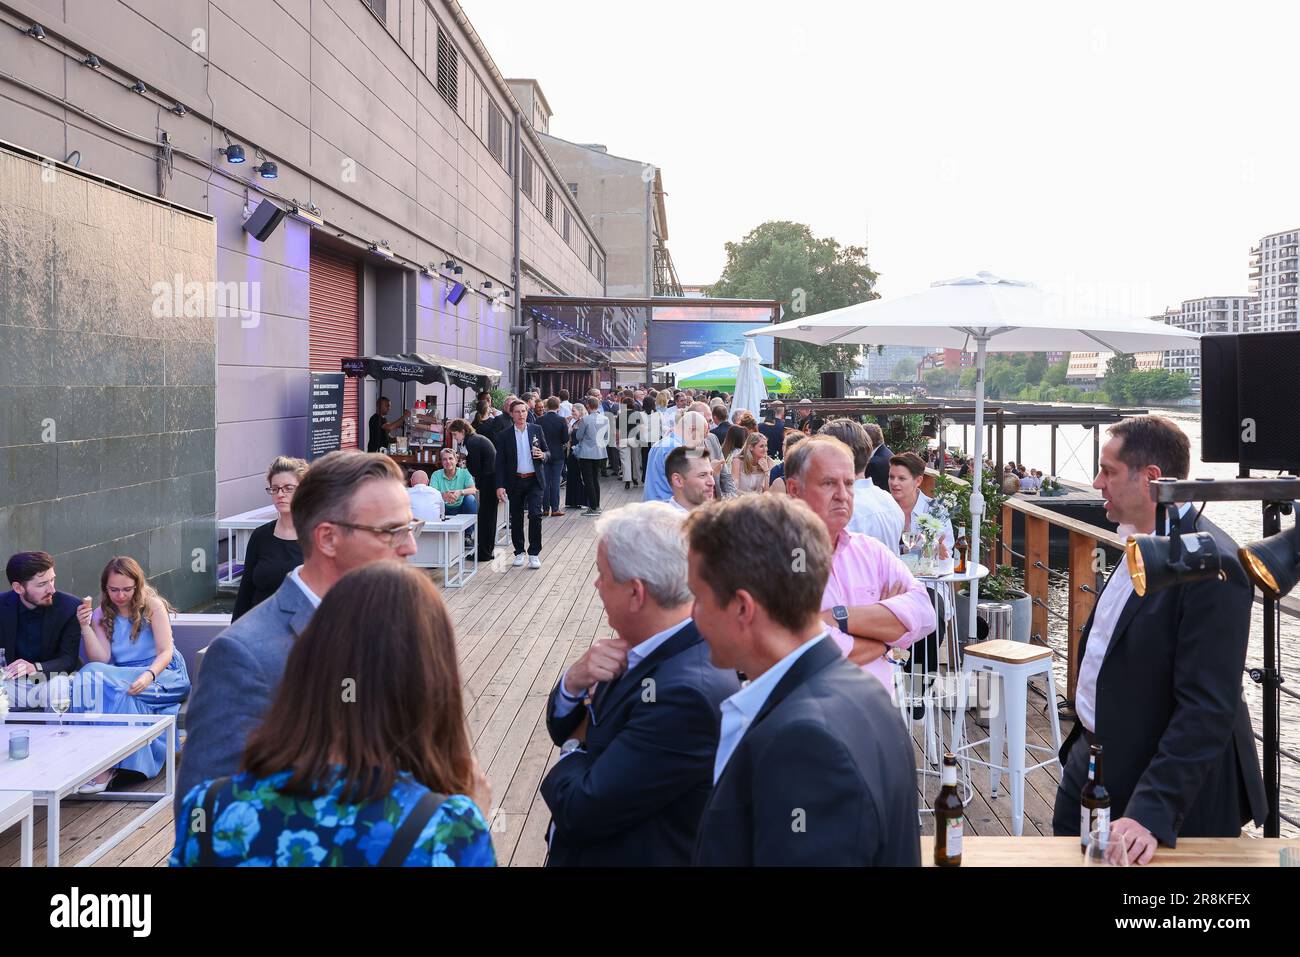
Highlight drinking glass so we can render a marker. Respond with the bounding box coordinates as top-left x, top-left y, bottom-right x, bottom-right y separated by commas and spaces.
50, 675, 73, 736
1282, 847, 1300, 868
1083, 824, 1128, 867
